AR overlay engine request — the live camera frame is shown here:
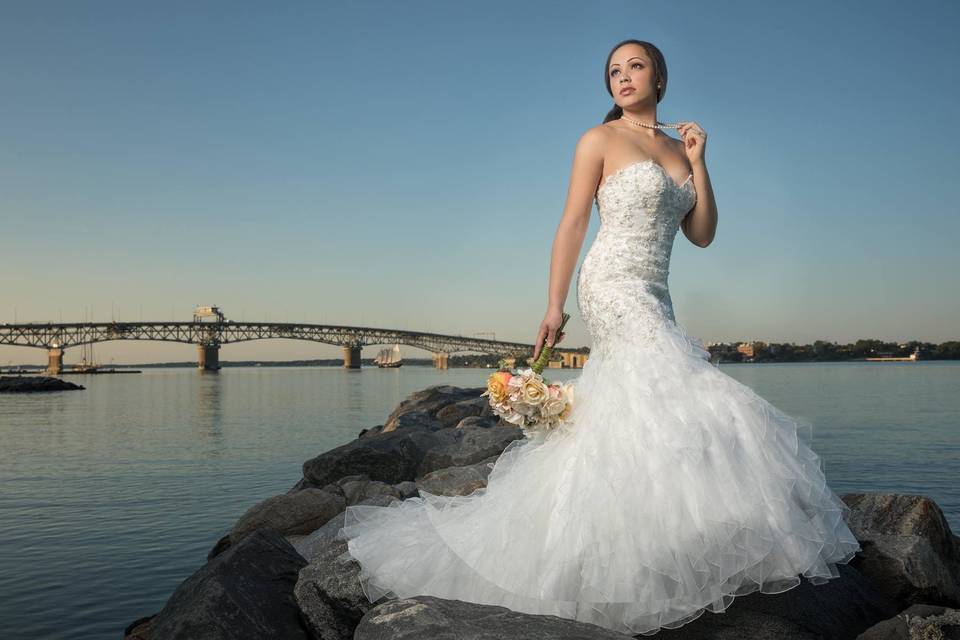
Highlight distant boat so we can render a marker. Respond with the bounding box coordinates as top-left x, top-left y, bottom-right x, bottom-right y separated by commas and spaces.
72, 342, 103, 372
374, 344, 403, 368
865, 346, 920, 362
